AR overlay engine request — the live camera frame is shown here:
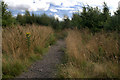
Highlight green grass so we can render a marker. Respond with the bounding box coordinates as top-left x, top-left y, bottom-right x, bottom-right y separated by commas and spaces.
3, 59, 26, 78
2, 46, 50, 79
55, 31, 68, 40
34, 46, 48, 55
